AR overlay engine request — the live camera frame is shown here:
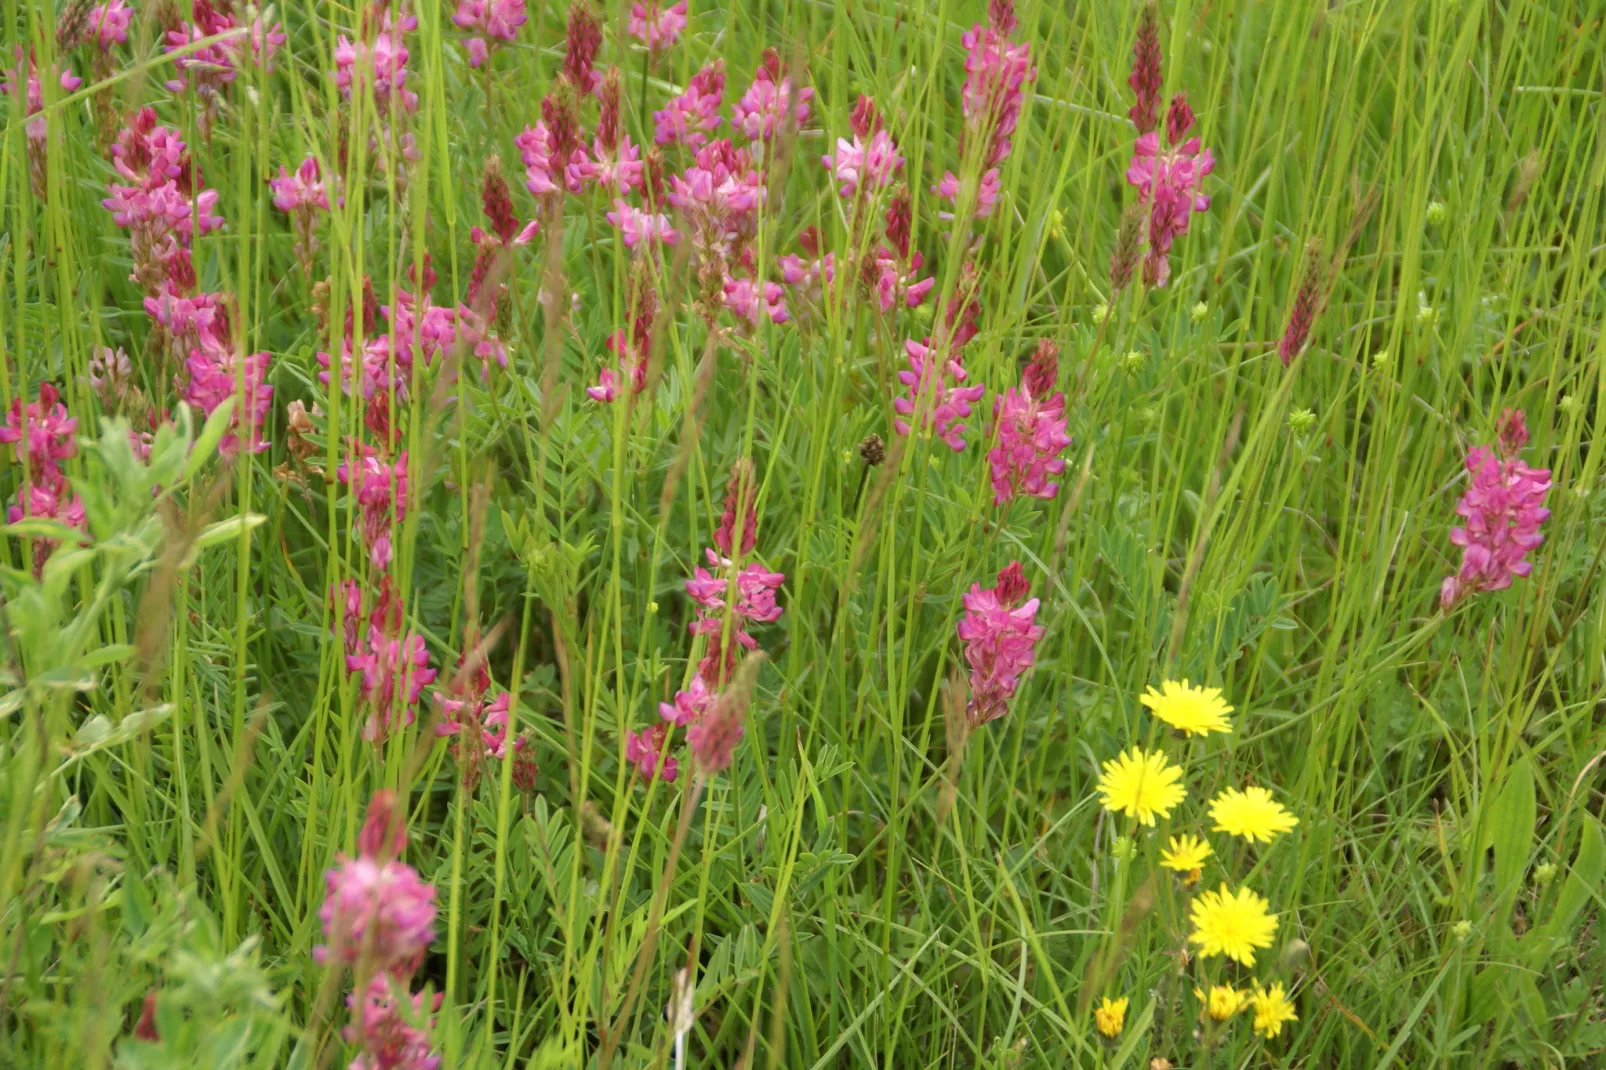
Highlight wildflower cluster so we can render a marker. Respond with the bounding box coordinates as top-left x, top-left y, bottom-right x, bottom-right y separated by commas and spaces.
318, 792, 442, 1070
1092, 679, 1302, 1045
1440, 408, 1551, 609
1118, 9, 1214, 288
0, 383, 85, 573
637, 460, 783, 781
